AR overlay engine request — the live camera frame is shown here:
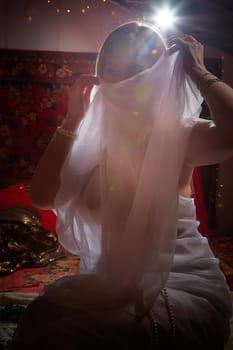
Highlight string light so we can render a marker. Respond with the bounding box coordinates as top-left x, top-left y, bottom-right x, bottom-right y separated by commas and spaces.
216, 165, 224, 209
221, 55, 225, 75
27, 15, 33, 23
25, 0, 124, 22
216, 55, 225, 210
